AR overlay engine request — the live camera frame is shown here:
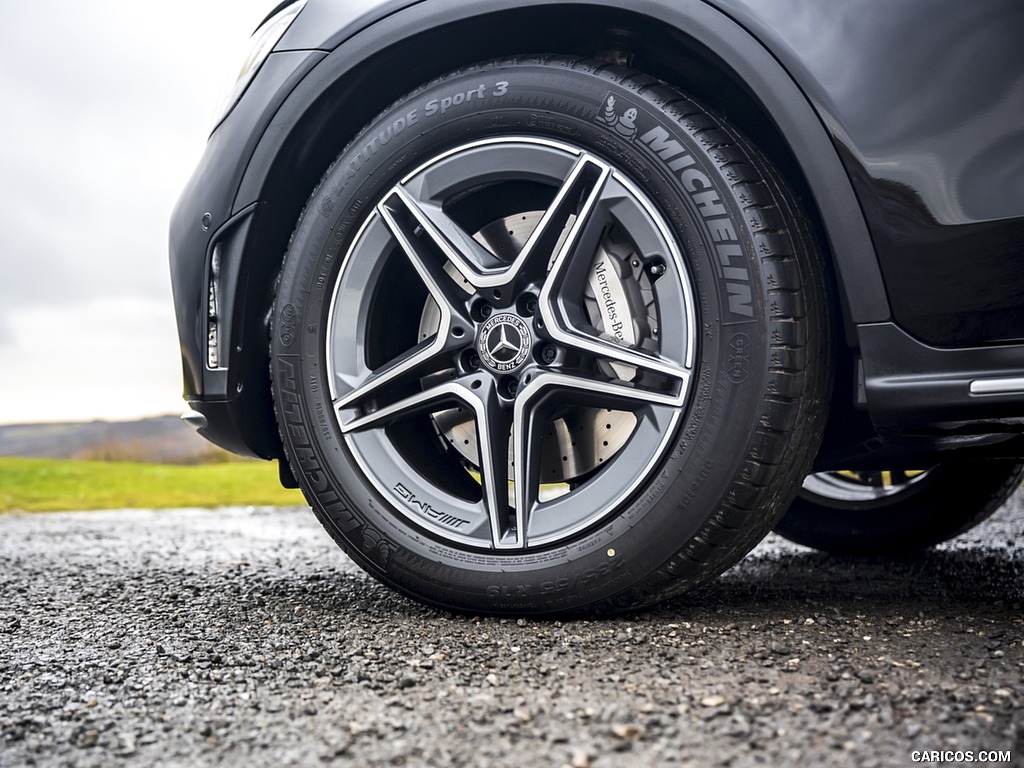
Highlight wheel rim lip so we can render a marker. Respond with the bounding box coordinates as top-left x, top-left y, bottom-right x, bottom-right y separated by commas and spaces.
324, 135, 698, 552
